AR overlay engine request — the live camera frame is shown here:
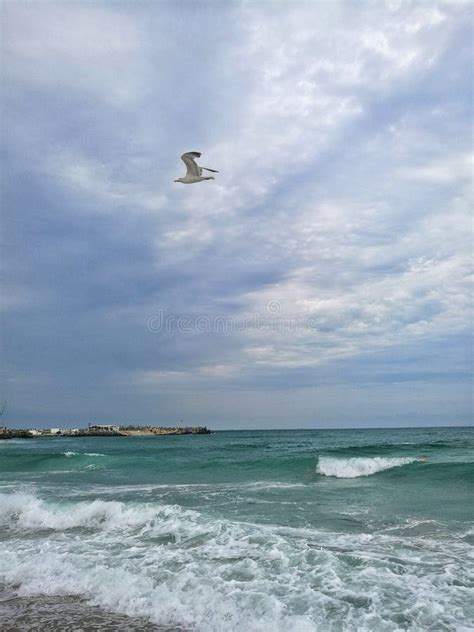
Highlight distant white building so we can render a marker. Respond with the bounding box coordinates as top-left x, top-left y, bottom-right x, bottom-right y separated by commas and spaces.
28, 429, 42, 436
89, 424, 119, 433
43, 427, 79, 436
